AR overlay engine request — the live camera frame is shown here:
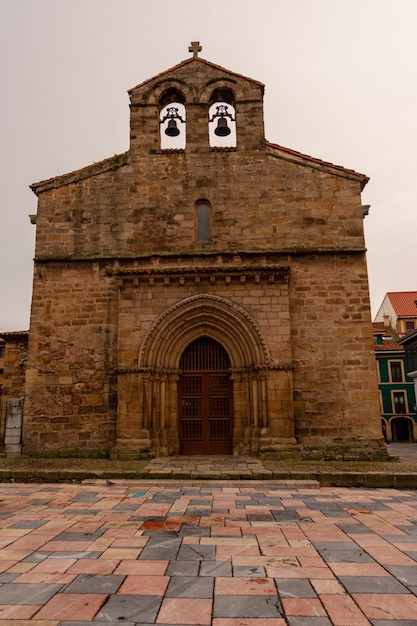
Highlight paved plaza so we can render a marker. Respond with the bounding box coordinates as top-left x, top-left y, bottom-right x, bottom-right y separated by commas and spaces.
0, 481, 417, 625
